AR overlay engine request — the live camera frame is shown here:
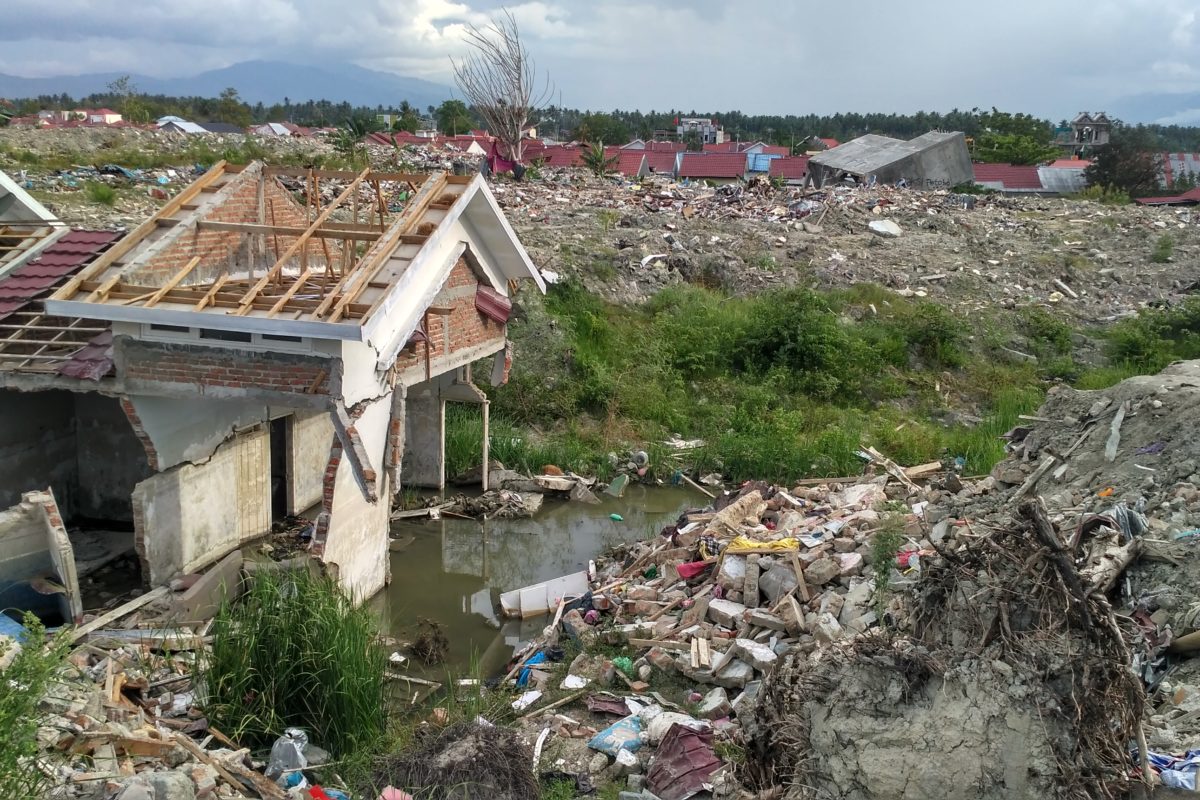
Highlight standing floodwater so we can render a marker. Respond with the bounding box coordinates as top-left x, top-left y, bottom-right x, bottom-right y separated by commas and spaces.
372, 485, 694, 678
